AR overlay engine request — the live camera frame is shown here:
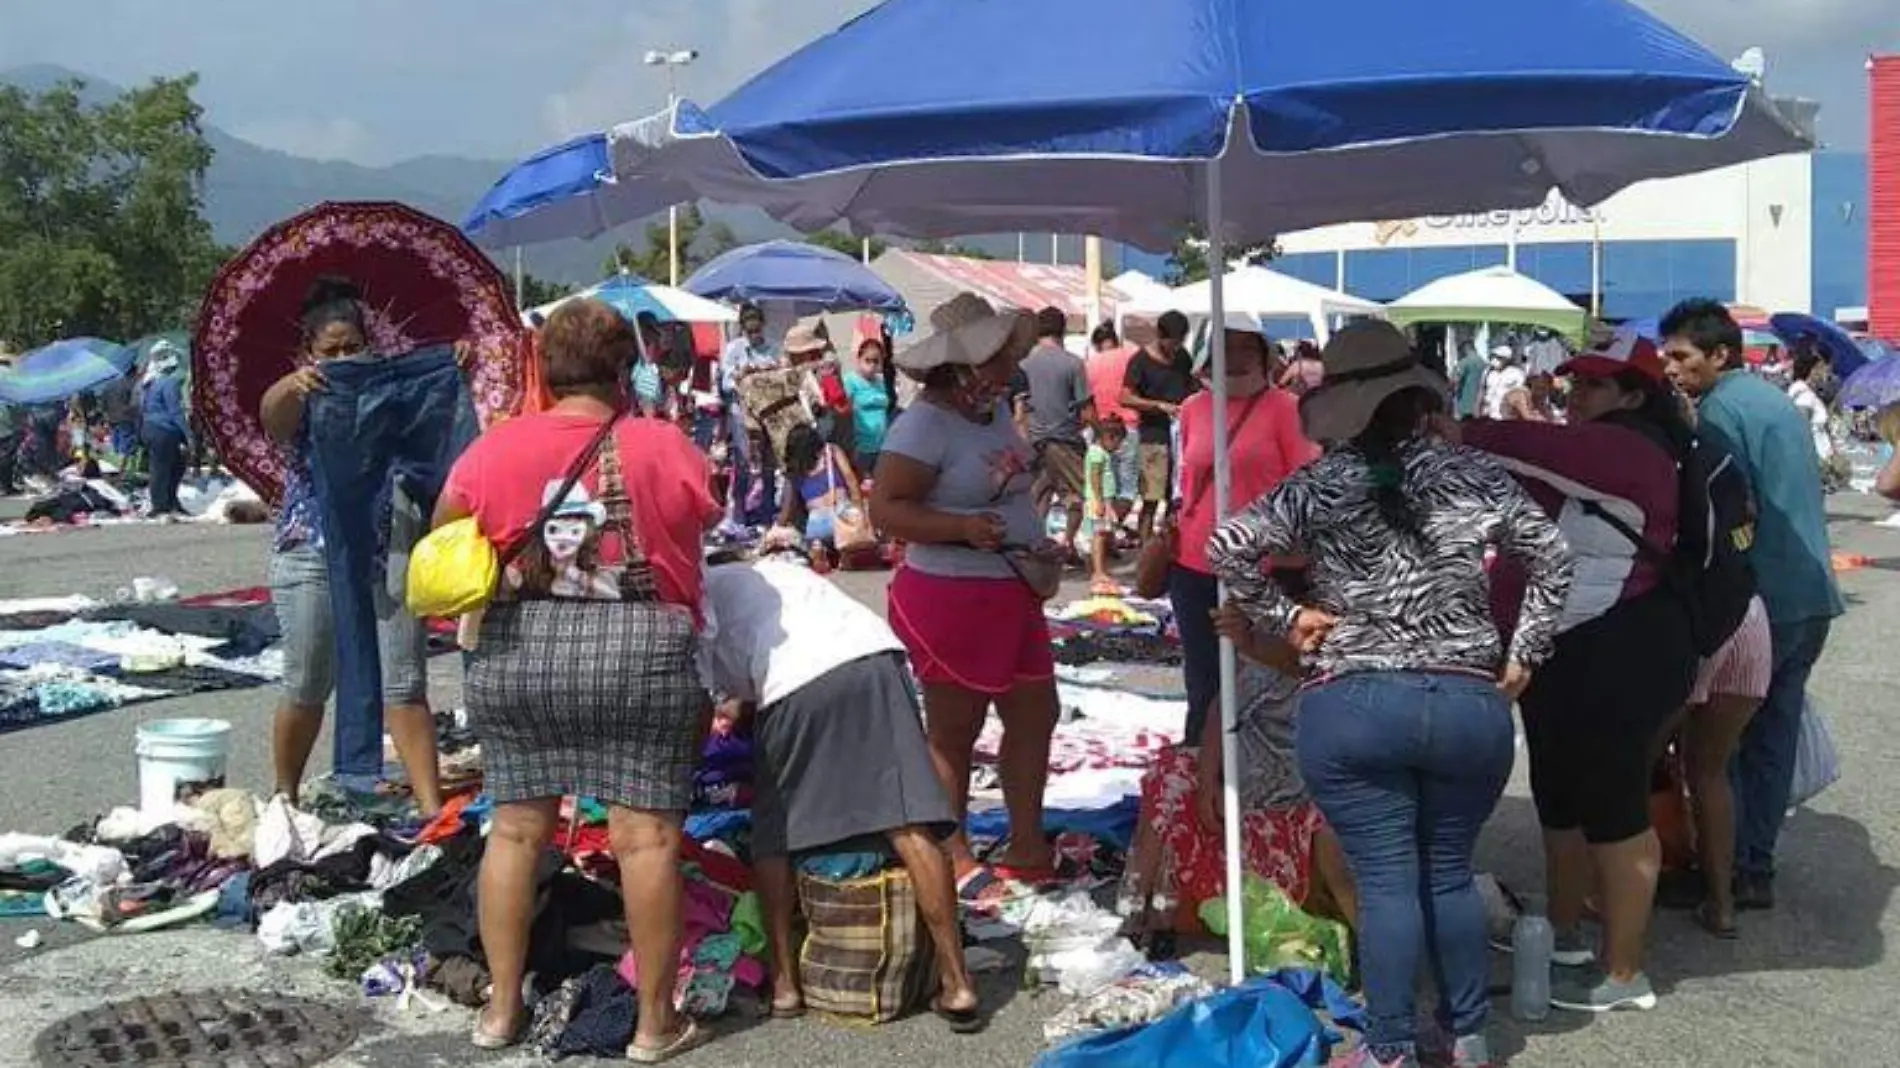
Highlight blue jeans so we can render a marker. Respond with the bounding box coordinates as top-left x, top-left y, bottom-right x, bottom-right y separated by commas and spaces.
1298, 671, 1515, 1057
1168, 564, 1220, 742
1733, 617, 1832, 879
305, 347, 477, 778
143, 425, 188, 514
